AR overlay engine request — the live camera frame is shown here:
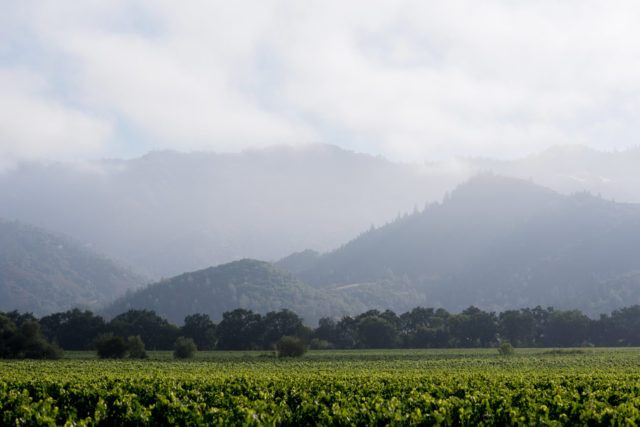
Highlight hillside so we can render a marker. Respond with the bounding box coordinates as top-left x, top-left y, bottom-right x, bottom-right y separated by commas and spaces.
103, 259, 359, 325
281, 174, 640, 315
467, 145, 640, 203
5, 144, 640, 280
0, 145, 457, 278
0, 219, 146, 315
